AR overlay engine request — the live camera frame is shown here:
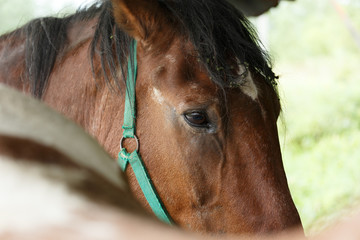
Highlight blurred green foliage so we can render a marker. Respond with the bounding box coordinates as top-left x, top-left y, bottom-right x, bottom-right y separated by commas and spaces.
267, 0, 360, 235
0, 0, 77, 34
0, 0, 36, 34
